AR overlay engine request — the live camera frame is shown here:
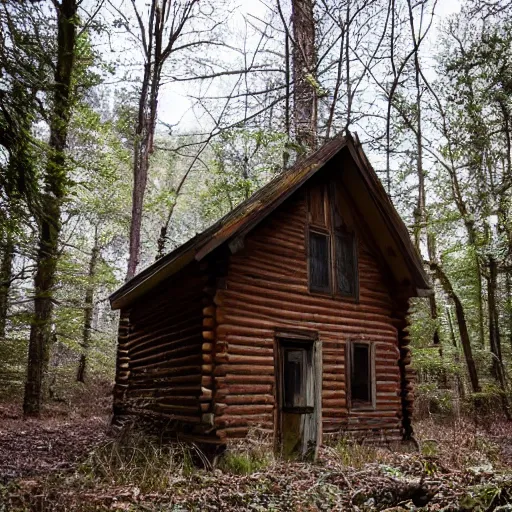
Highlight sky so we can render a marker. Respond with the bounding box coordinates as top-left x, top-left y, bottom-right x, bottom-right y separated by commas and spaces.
155, 0, 463, 131
97, 0, 463, 137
